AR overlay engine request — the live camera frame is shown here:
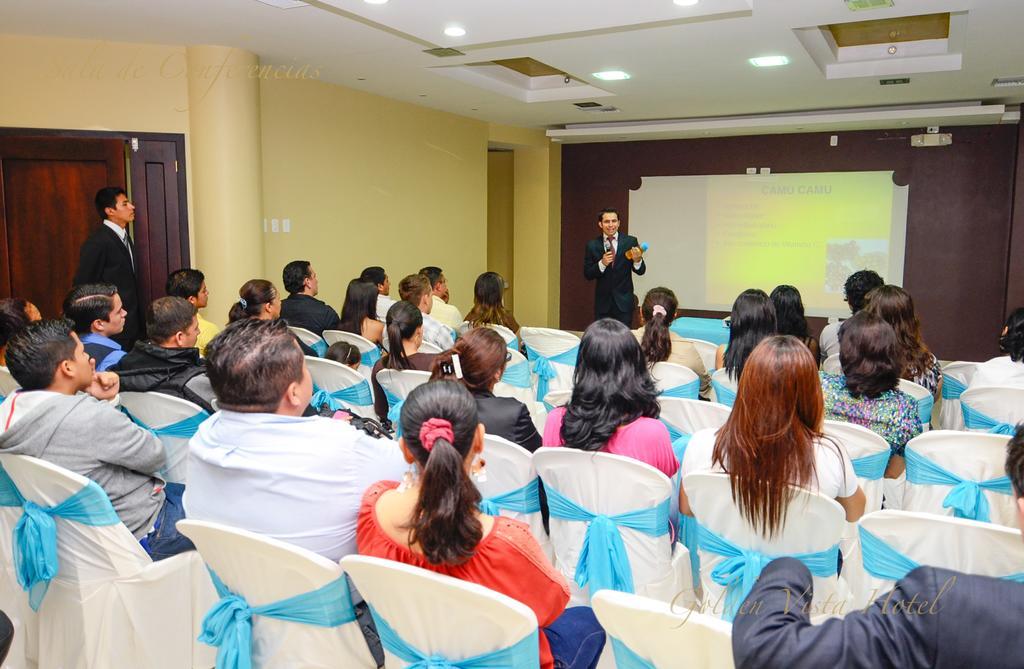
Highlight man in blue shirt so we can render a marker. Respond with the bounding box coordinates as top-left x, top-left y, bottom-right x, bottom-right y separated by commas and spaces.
62, 283, 128, 371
